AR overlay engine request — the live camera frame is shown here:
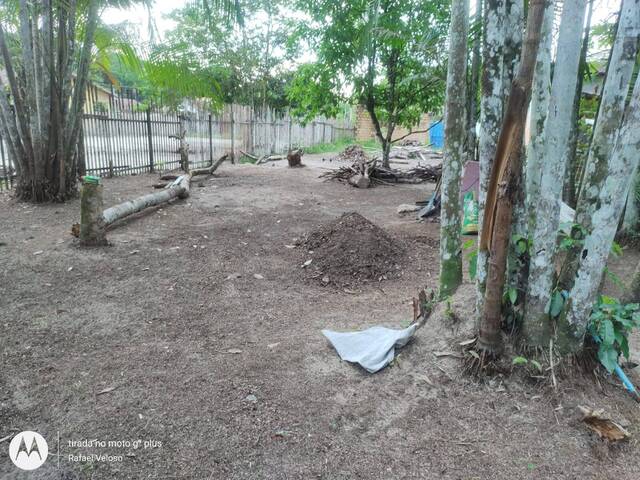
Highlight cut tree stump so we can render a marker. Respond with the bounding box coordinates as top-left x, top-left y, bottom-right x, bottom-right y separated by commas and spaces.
287, 149, 303, 167
79, 178, 107, 246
